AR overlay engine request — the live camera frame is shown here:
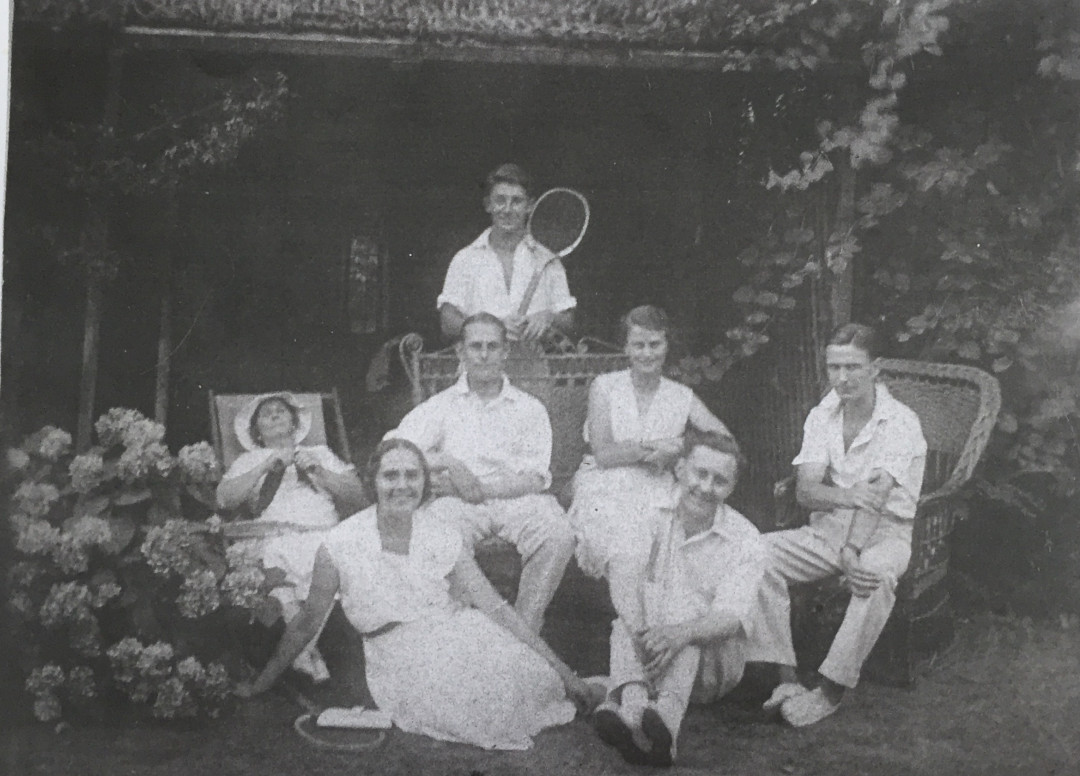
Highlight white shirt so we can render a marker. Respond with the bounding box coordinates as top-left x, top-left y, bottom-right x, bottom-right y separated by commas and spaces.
437, 228, 576, 319
387, 374, 554, 490
644, 496, 765, 633
793, 383, 927, 520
